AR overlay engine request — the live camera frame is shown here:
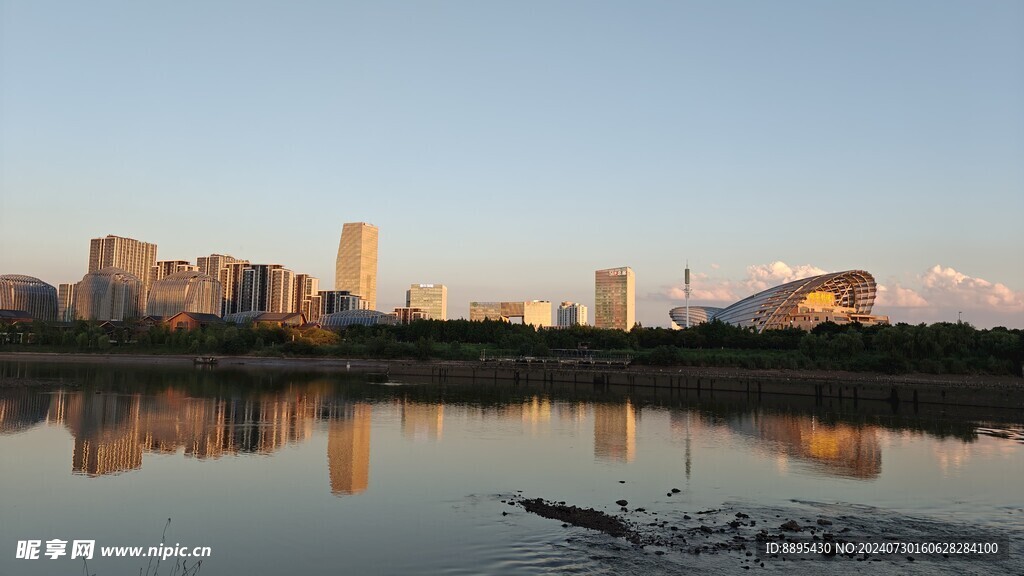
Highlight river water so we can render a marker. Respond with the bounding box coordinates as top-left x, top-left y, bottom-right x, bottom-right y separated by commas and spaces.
1, 360, 1021, 575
